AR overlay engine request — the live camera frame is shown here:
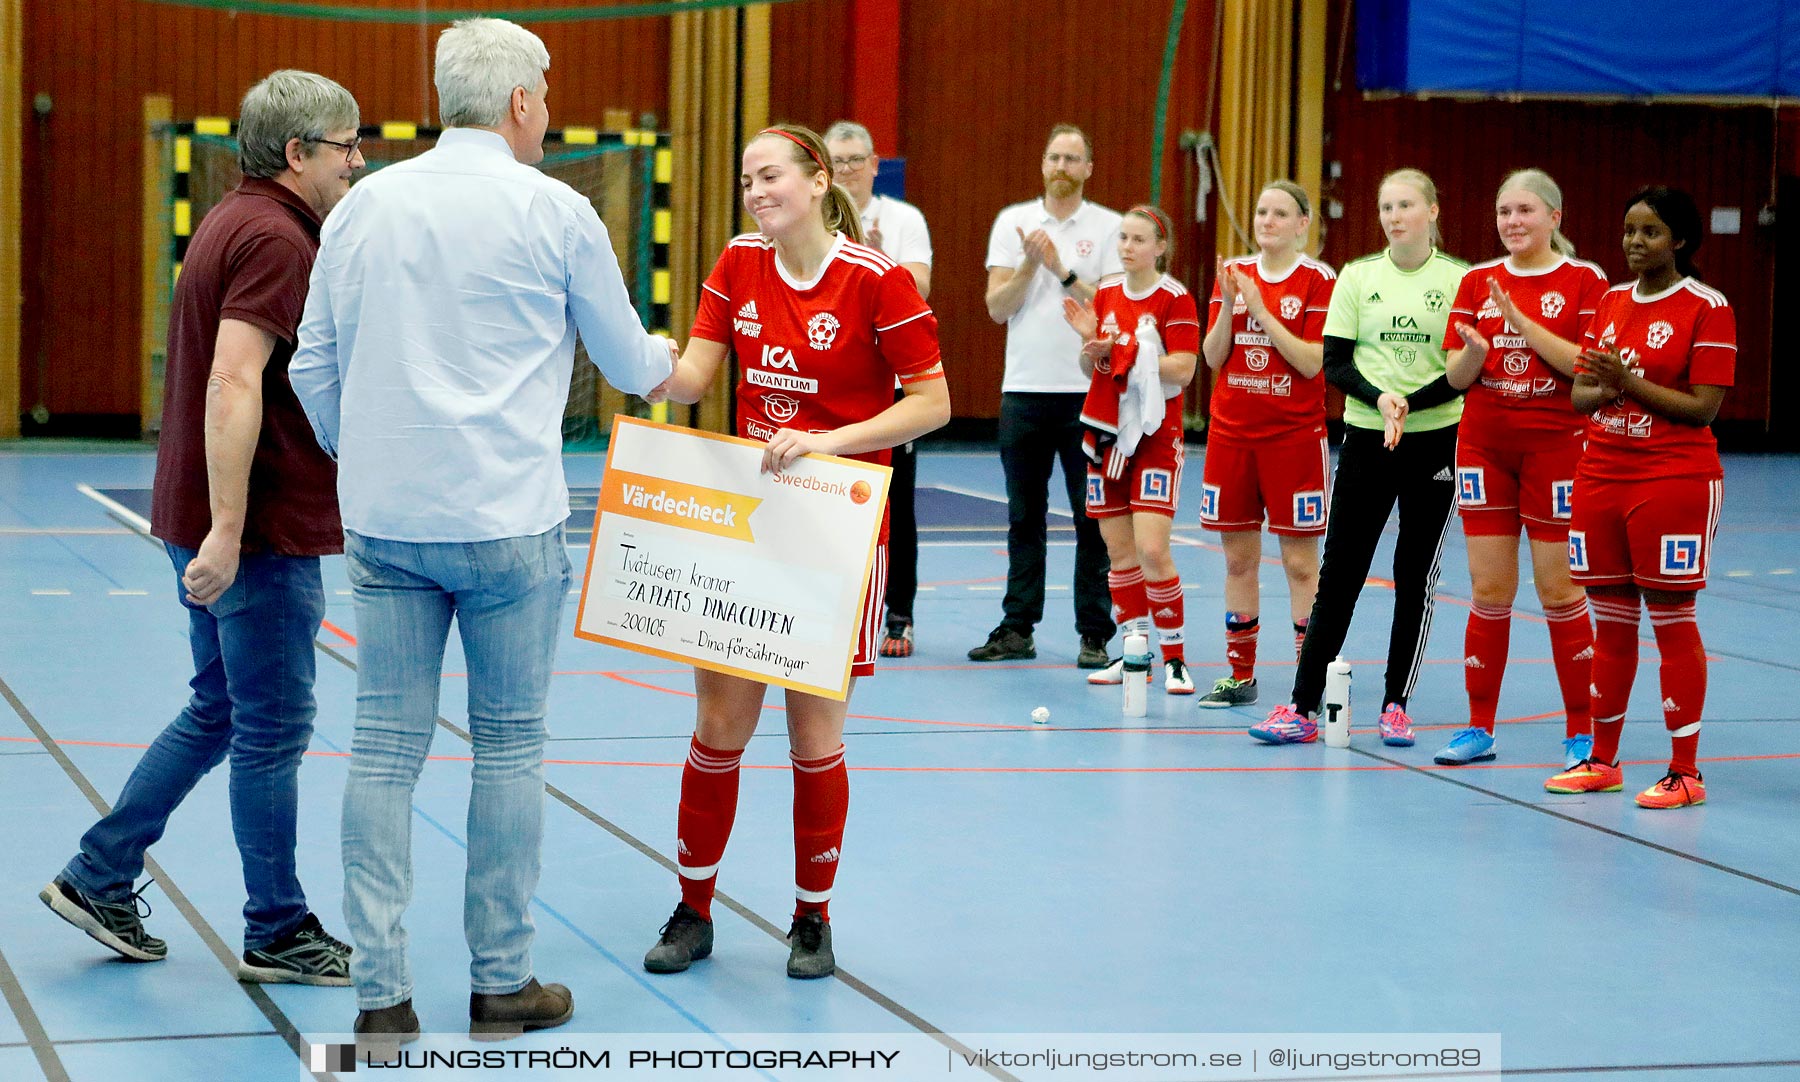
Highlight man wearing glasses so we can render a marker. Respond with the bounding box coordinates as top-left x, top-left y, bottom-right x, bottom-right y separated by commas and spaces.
823, 120, 932, 658
41, 70, 362, 986
970, 124, 1122, 668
